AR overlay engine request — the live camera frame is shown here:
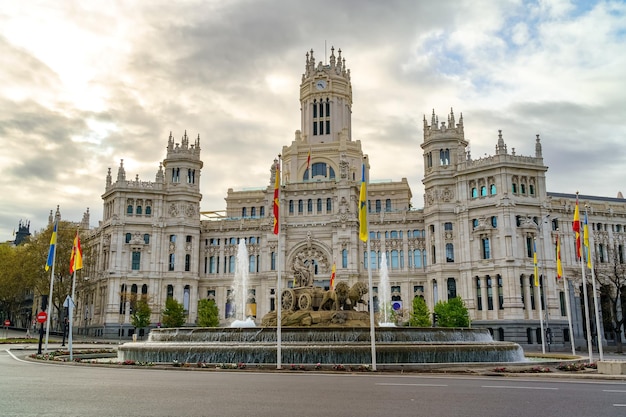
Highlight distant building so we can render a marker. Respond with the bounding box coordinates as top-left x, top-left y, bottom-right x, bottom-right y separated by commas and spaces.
81, 48, 626, 347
